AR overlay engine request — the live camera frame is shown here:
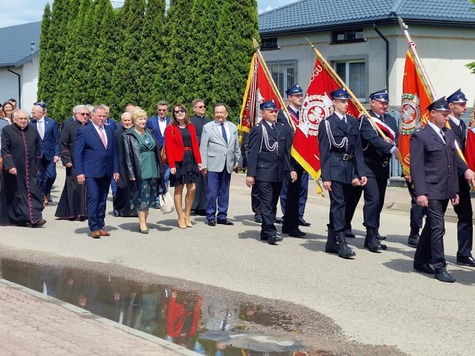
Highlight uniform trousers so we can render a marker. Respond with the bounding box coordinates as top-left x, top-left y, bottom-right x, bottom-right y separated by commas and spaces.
206, 169, 231, 222
329, 181, 353, 233
405, 180, 426, 229
85, 176, 110, 232
414, 199, 449, 271
257, 181, 281, 239
282, 171, 300, 231
251, 184, 260, 218
280, 170, 309, 219
38, 157, 57, 199
454, 178, 473, 258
